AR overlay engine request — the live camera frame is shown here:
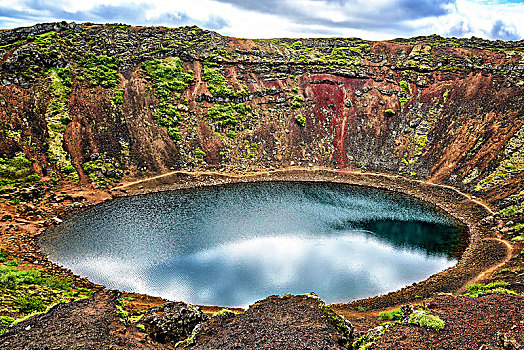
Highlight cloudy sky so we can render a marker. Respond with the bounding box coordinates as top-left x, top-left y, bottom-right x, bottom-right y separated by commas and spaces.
0, 0, 522, 41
